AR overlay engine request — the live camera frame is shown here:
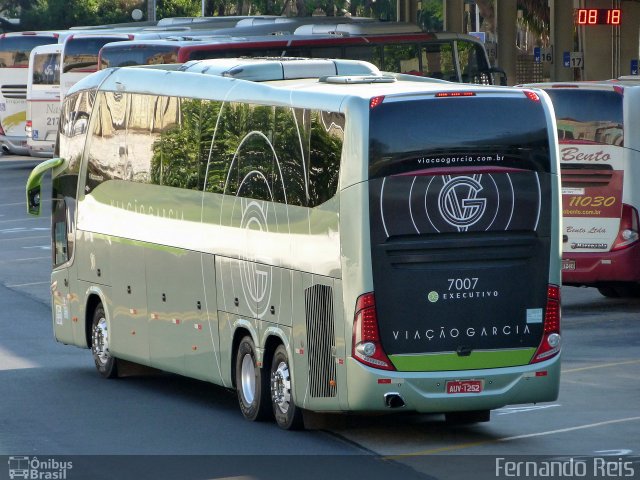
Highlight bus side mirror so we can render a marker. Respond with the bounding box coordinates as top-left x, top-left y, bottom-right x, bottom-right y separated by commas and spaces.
26, 157, 64, 216
27, 186, 41, 216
